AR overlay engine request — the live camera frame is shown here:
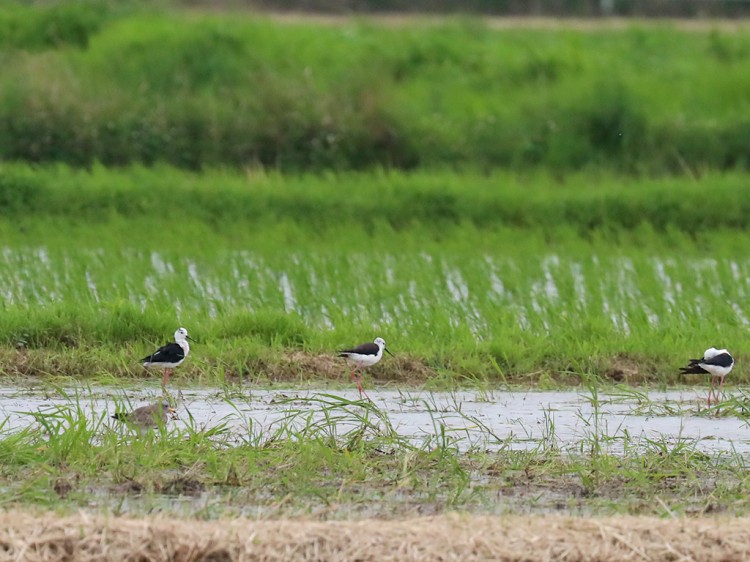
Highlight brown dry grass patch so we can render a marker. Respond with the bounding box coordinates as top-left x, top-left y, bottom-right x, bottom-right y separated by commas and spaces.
0, 511, 747, 562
